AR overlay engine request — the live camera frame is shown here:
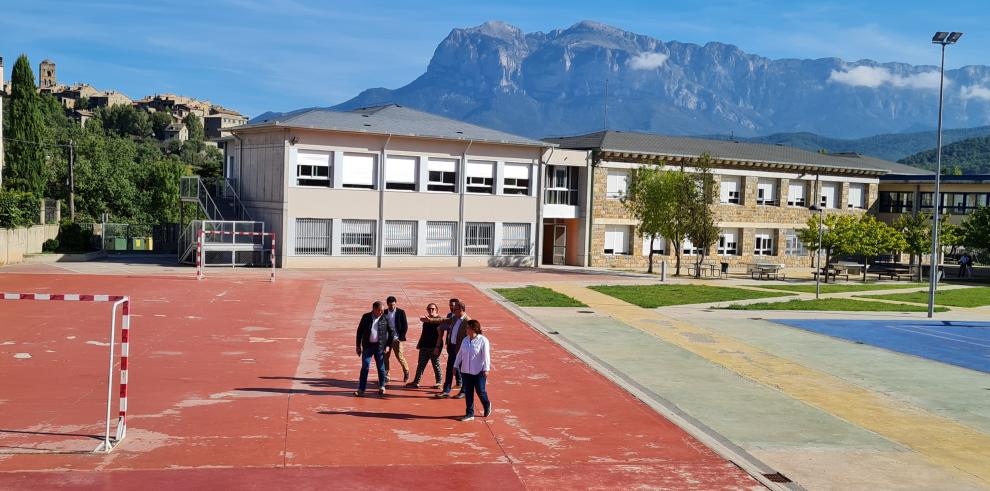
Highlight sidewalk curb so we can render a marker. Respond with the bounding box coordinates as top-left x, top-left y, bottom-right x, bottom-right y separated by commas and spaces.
481, 287, 804, 491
